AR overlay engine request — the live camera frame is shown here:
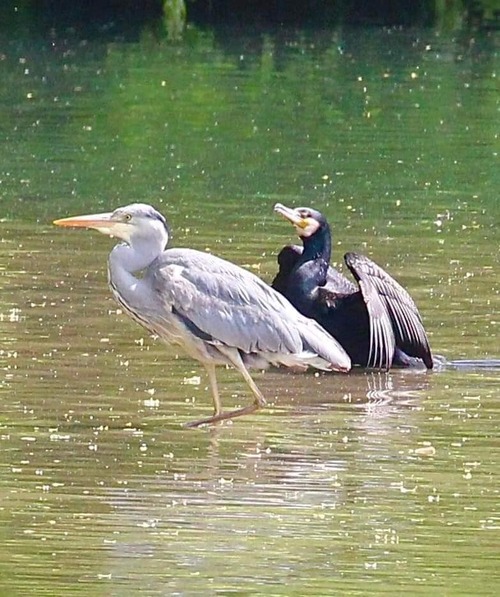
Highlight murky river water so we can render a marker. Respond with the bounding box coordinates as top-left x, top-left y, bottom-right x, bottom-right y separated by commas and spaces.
0, 21, 499, 594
